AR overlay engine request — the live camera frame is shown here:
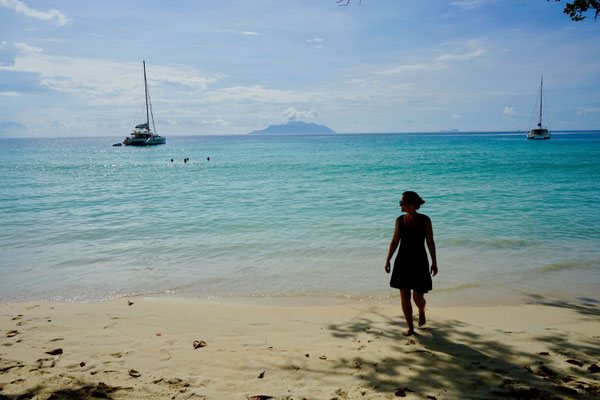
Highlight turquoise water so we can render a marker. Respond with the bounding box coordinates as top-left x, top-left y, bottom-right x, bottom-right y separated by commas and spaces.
1, 132, 599, 305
